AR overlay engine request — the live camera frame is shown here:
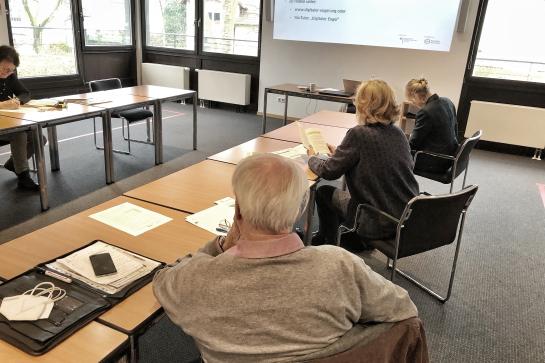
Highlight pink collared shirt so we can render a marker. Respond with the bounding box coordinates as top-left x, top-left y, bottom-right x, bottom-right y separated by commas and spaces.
225, 232, 305, 259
